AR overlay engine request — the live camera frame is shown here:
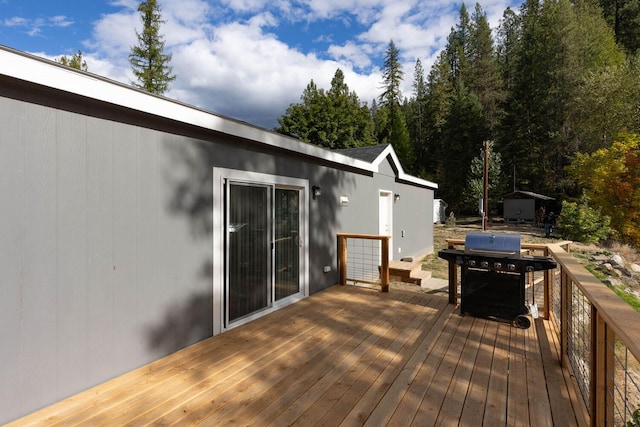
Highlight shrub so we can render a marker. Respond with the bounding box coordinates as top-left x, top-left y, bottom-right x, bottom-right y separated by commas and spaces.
559, 194, 612, 244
